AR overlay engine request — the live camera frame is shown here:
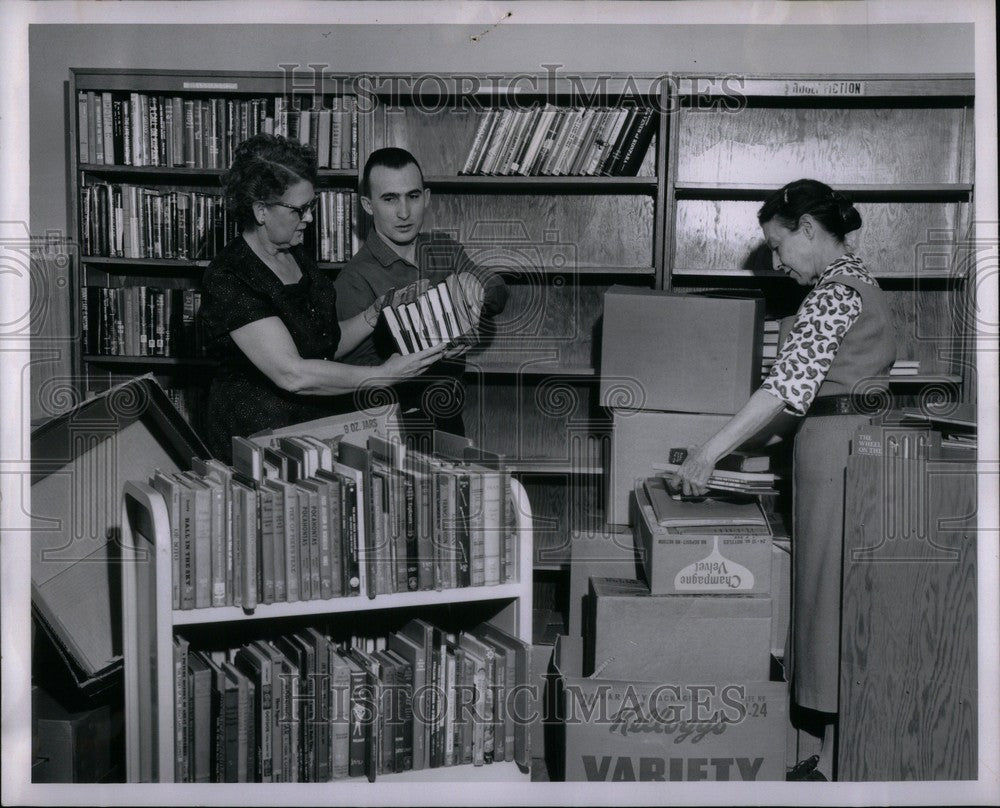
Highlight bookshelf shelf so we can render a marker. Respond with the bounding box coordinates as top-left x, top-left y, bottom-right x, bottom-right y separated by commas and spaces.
83, 355, 218, 368
427, 175, 658, 192
80, 164, 358, 182
171, 582, 530, 626
672, 181, 973, 201
82, 256, 348, 273
670, 267, 962, 281
464, 364, 597, 377
121, 475, 533, 783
